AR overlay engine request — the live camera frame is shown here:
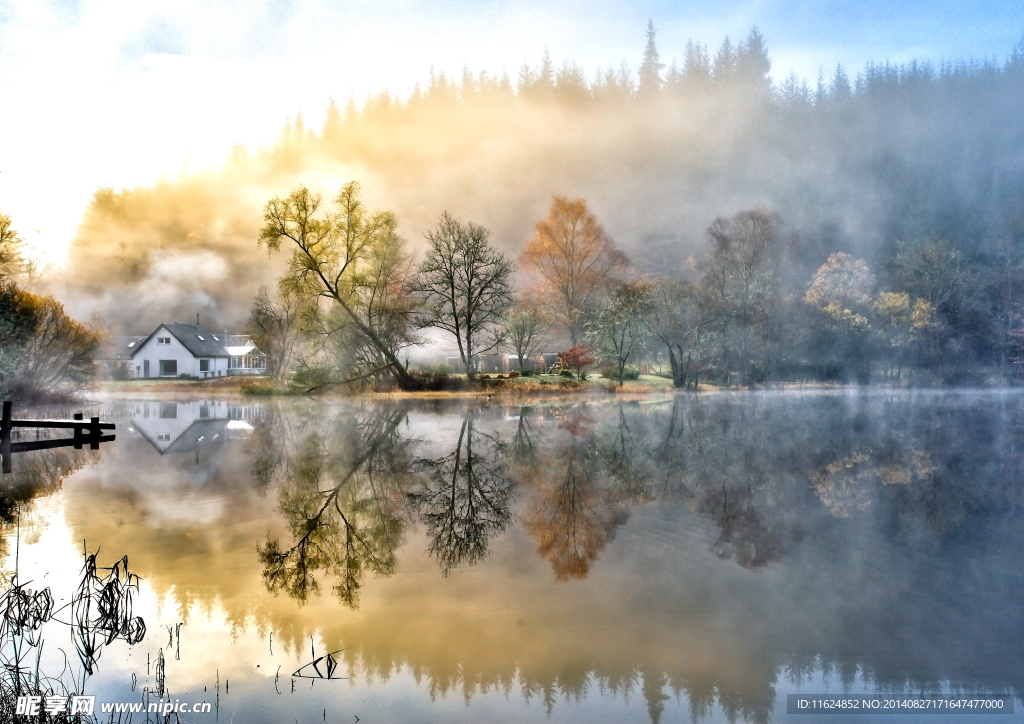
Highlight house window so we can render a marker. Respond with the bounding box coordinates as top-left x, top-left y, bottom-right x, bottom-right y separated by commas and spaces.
200, 359, 210, 372
159, 360, 177, 376
157, 434, 170, 441
160, 403, 177, 419
197, 335, 204, 340
157, 337, 171, 345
